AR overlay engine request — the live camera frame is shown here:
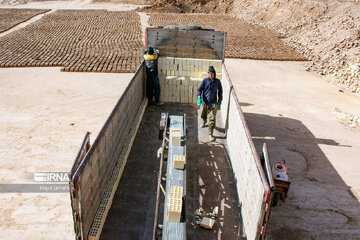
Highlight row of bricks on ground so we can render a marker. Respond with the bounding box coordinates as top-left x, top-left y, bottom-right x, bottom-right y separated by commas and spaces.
158, 57, 222, 72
